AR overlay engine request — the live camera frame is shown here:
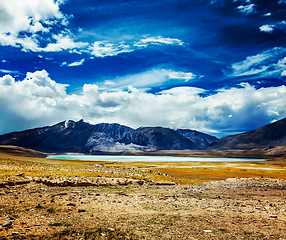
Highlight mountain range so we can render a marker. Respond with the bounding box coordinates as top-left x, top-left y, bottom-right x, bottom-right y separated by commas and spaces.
0, 117, 286, 154
0, 120, 217, 153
